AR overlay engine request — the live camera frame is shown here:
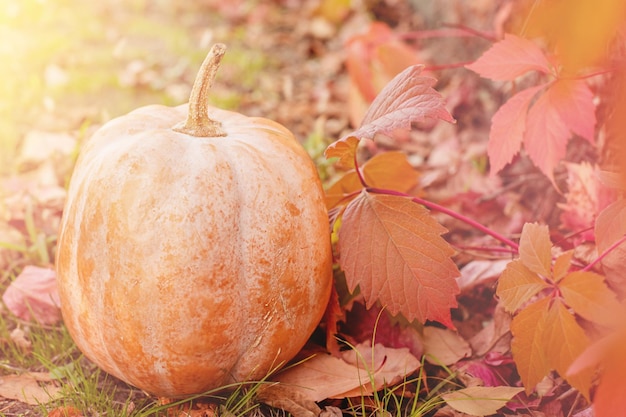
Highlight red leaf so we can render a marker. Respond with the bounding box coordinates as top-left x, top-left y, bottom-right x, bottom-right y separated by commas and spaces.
338, 191, 460, 326
524, 83, 571, 185
1, 266, 61, 325
488, 85, 545, 175
522, 79, 596, 186
338, 66, 454, 144
550, 79, 596, 143
466, 34, 552, 81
